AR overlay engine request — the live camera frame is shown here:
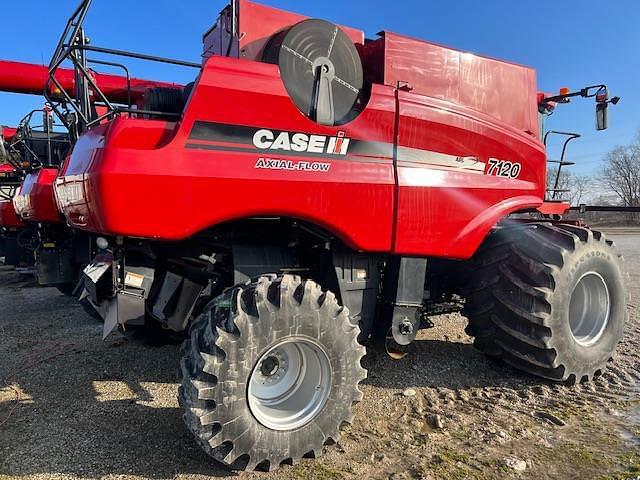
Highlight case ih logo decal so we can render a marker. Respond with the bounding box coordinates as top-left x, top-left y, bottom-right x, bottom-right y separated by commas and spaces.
252, 129, 350, 156
187, 121, 355, 160
255, 157, 331, 172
